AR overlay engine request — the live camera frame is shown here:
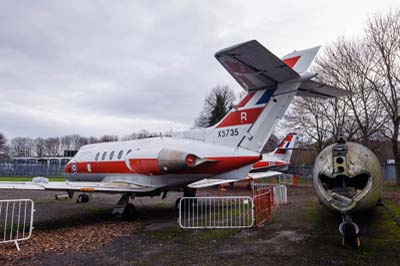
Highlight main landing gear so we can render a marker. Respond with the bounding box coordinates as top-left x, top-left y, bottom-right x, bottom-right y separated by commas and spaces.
113, 193, 136, 218
339, 212, 360, 248
77, 193, 90, 203
175, 188, 196, 210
